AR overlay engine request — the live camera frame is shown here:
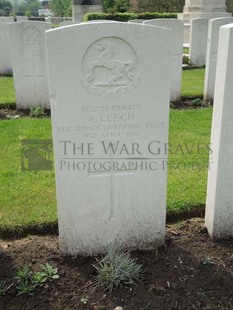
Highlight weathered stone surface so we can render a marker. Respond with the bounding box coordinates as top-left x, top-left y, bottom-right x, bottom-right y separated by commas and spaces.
204, 17, 233, 102
0, 23, 12, 73
144, 19, 183, 101
46, 22, 171, 255
60, 21, 82, 27
178, 0, 231, 44
205, 24, 233, 239
8, 21, 51, 108
0, 17, 14, 22
190, 18, 209, 66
